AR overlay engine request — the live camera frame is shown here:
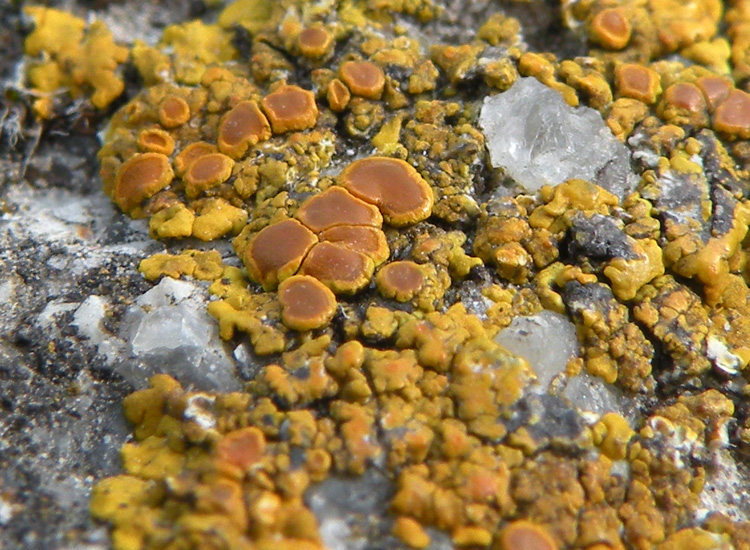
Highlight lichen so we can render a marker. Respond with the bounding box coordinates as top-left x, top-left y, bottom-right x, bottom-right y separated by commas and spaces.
16, 0, 750, 547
